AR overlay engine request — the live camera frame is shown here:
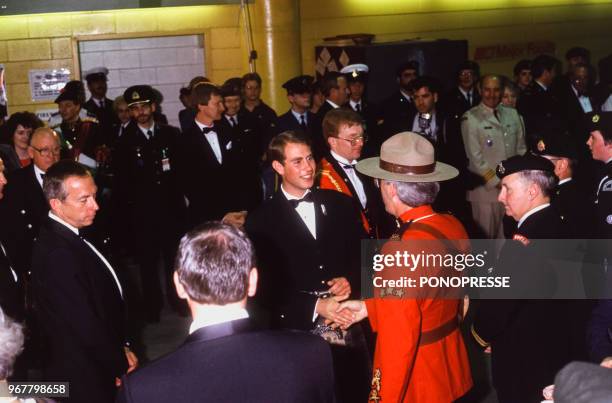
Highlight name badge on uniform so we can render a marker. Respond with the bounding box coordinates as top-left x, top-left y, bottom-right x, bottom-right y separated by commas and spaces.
162, 158, 171, 172
486, 138, 493, 147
